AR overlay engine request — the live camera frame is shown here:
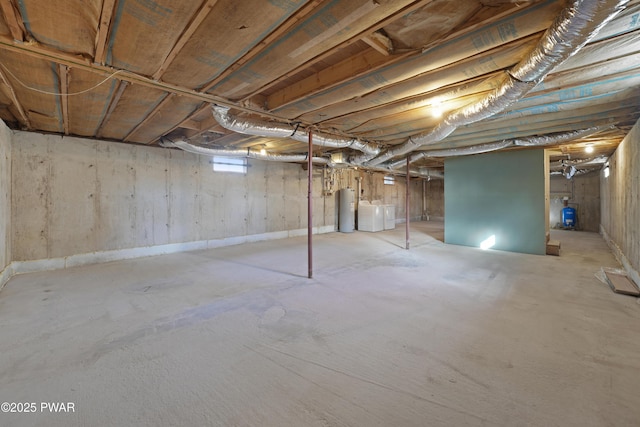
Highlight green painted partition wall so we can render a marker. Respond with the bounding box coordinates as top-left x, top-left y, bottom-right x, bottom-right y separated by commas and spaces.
444, 149, 547, 255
